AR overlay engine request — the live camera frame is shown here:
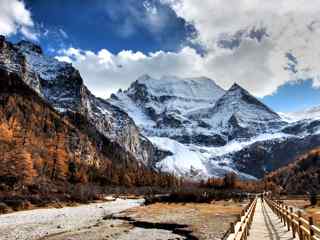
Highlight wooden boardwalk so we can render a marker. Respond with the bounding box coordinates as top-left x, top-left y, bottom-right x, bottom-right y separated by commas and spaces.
247, 199, 298, 240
